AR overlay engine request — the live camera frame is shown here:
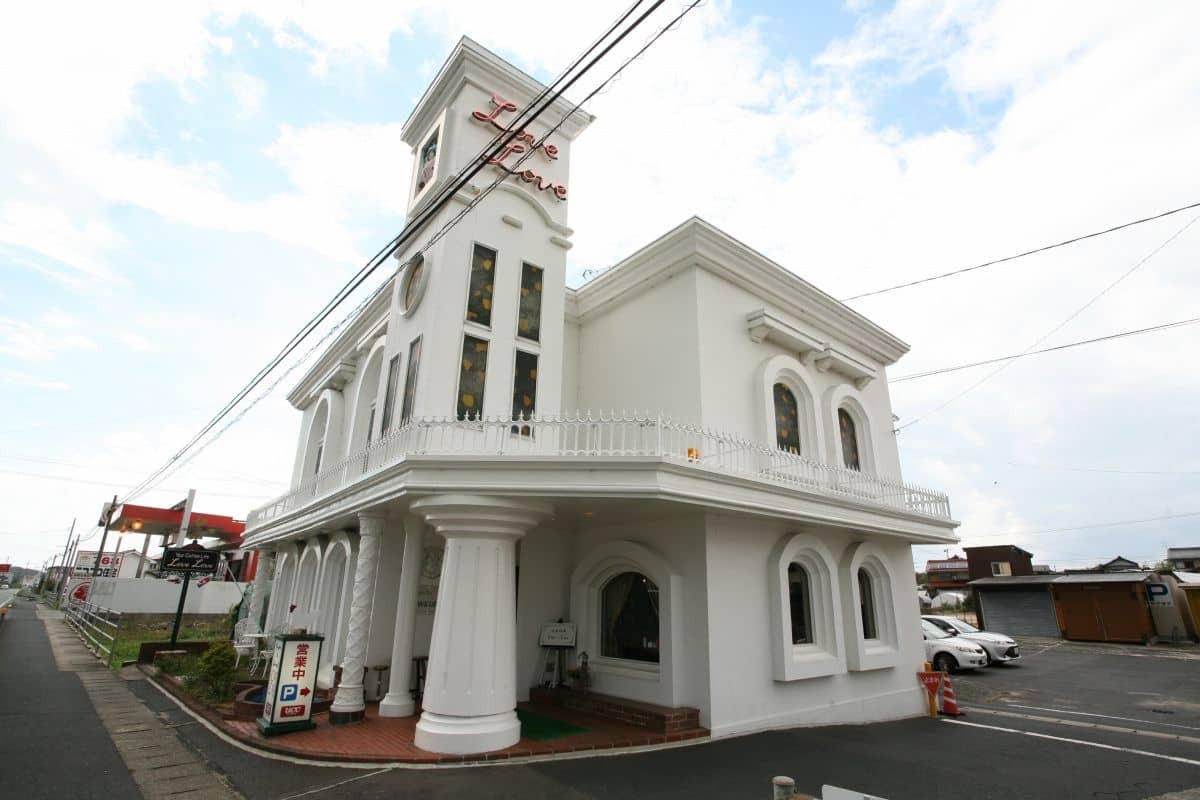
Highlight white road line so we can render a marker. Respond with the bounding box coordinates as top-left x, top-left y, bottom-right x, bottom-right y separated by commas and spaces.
1004, 704, 1200, 733
278, 768, 394, 799
941, 719, 1200, 768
